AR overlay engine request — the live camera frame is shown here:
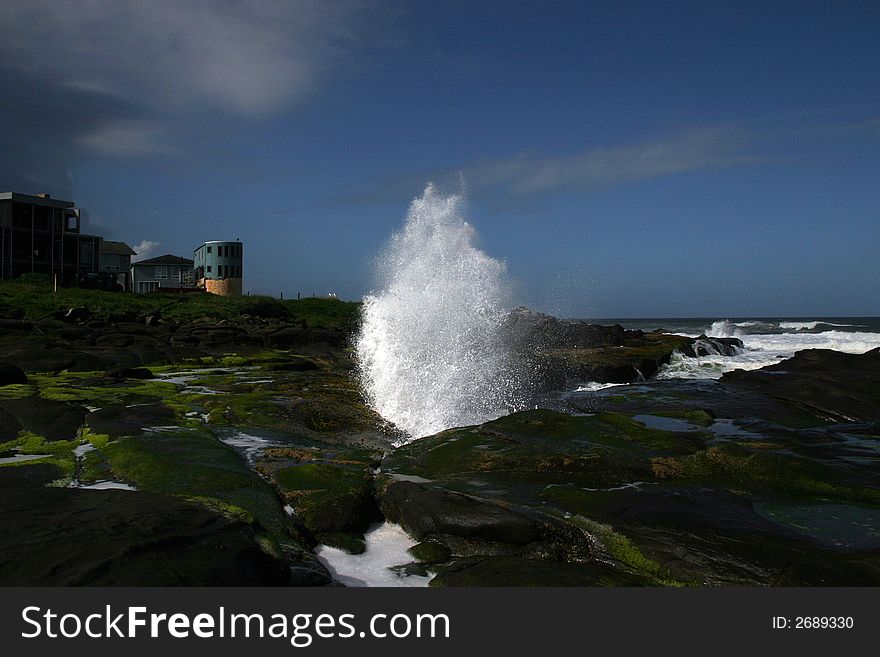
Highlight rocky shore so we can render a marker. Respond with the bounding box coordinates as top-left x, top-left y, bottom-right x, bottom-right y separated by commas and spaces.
504, 307, 744, 385
1, 285, 878, 586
